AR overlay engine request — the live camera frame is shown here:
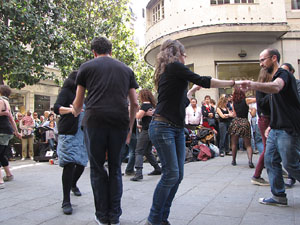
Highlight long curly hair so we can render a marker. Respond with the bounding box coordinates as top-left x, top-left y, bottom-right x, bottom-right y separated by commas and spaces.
217, 96, 227, 109
232, 88, 246, 103
154, 39, 185, 90
139, 89, 156, 108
